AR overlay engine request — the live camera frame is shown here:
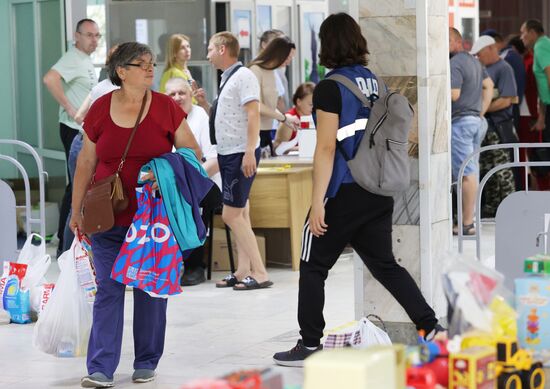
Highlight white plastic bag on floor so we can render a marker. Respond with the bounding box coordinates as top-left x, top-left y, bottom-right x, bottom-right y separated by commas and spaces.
17, 233, 46, 266
17, 233, 51, 295
357, 316, 392, 348
33, 239, 93, 357
21, 253, 51, 291
324, 315, 391, 349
